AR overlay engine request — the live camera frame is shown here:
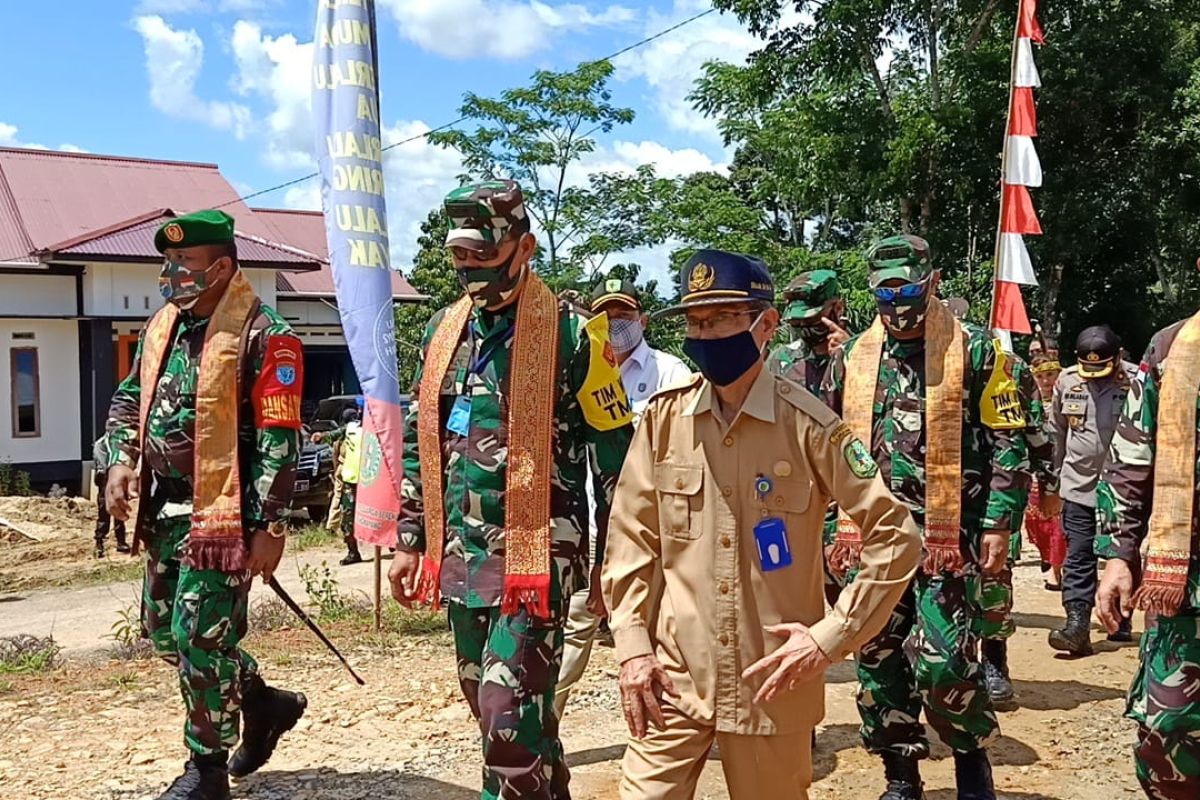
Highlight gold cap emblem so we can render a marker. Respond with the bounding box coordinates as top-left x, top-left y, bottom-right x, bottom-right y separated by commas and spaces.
163, 223, 185, 244
688, 262, 715, 293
